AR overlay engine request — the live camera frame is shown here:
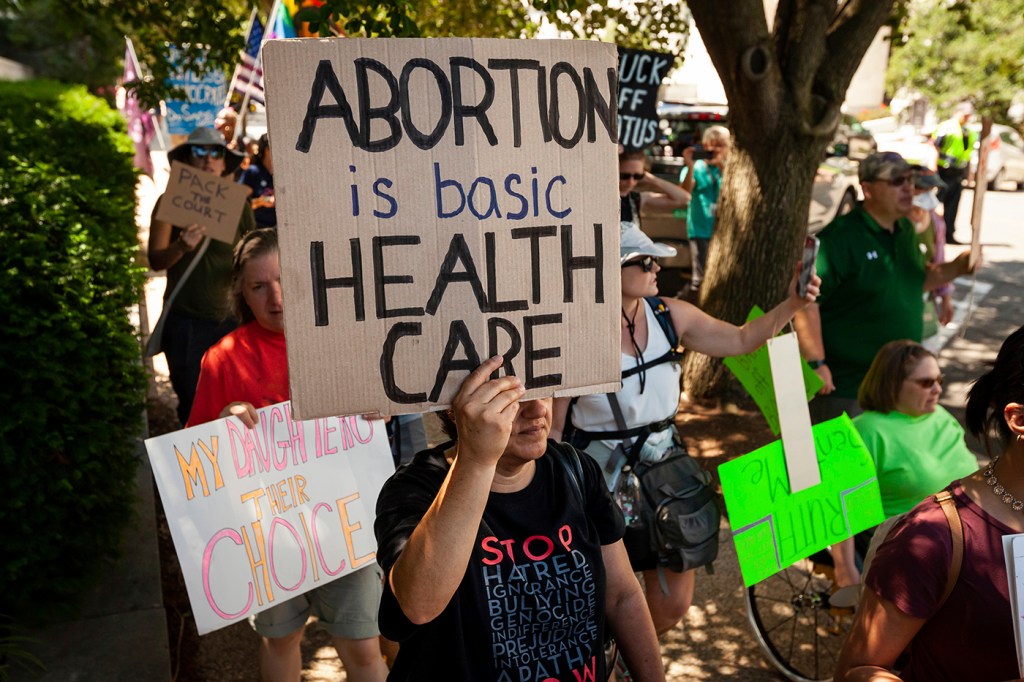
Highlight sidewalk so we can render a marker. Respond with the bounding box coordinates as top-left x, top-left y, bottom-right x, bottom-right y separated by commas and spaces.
12, 446, 172, 681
